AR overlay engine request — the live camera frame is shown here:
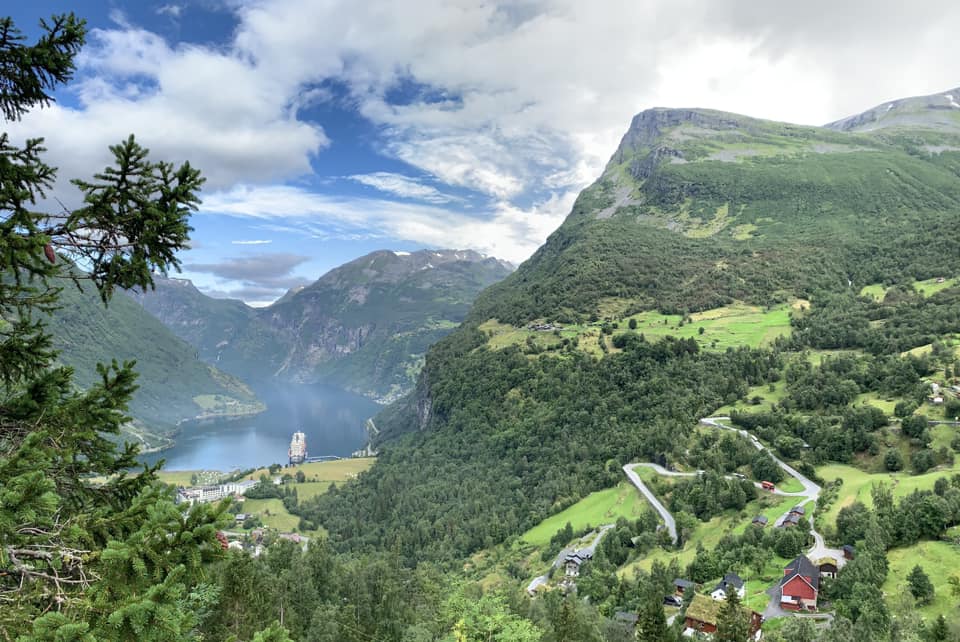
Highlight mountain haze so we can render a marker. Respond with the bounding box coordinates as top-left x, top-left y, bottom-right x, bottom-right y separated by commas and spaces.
130, 249, 513, 402
47, 275, 263, 448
